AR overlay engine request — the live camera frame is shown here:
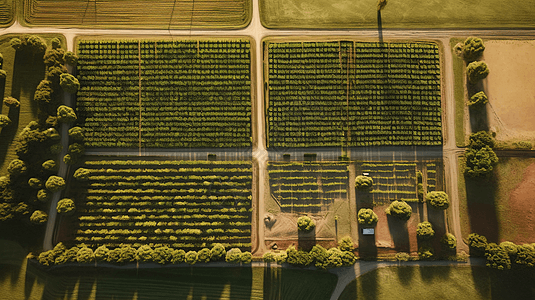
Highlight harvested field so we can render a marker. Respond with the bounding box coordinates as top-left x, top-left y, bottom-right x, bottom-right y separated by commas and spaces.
23, 0, 251, 29
0, 0, 13, 26
484, 40, 535, 146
